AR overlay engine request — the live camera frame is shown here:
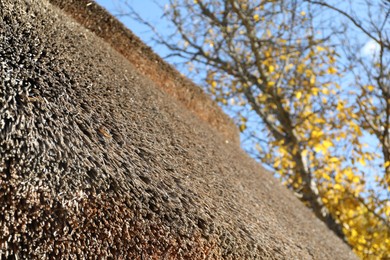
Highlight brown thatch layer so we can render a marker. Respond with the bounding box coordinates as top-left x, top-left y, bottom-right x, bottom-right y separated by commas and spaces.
0, 0, 356, 259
